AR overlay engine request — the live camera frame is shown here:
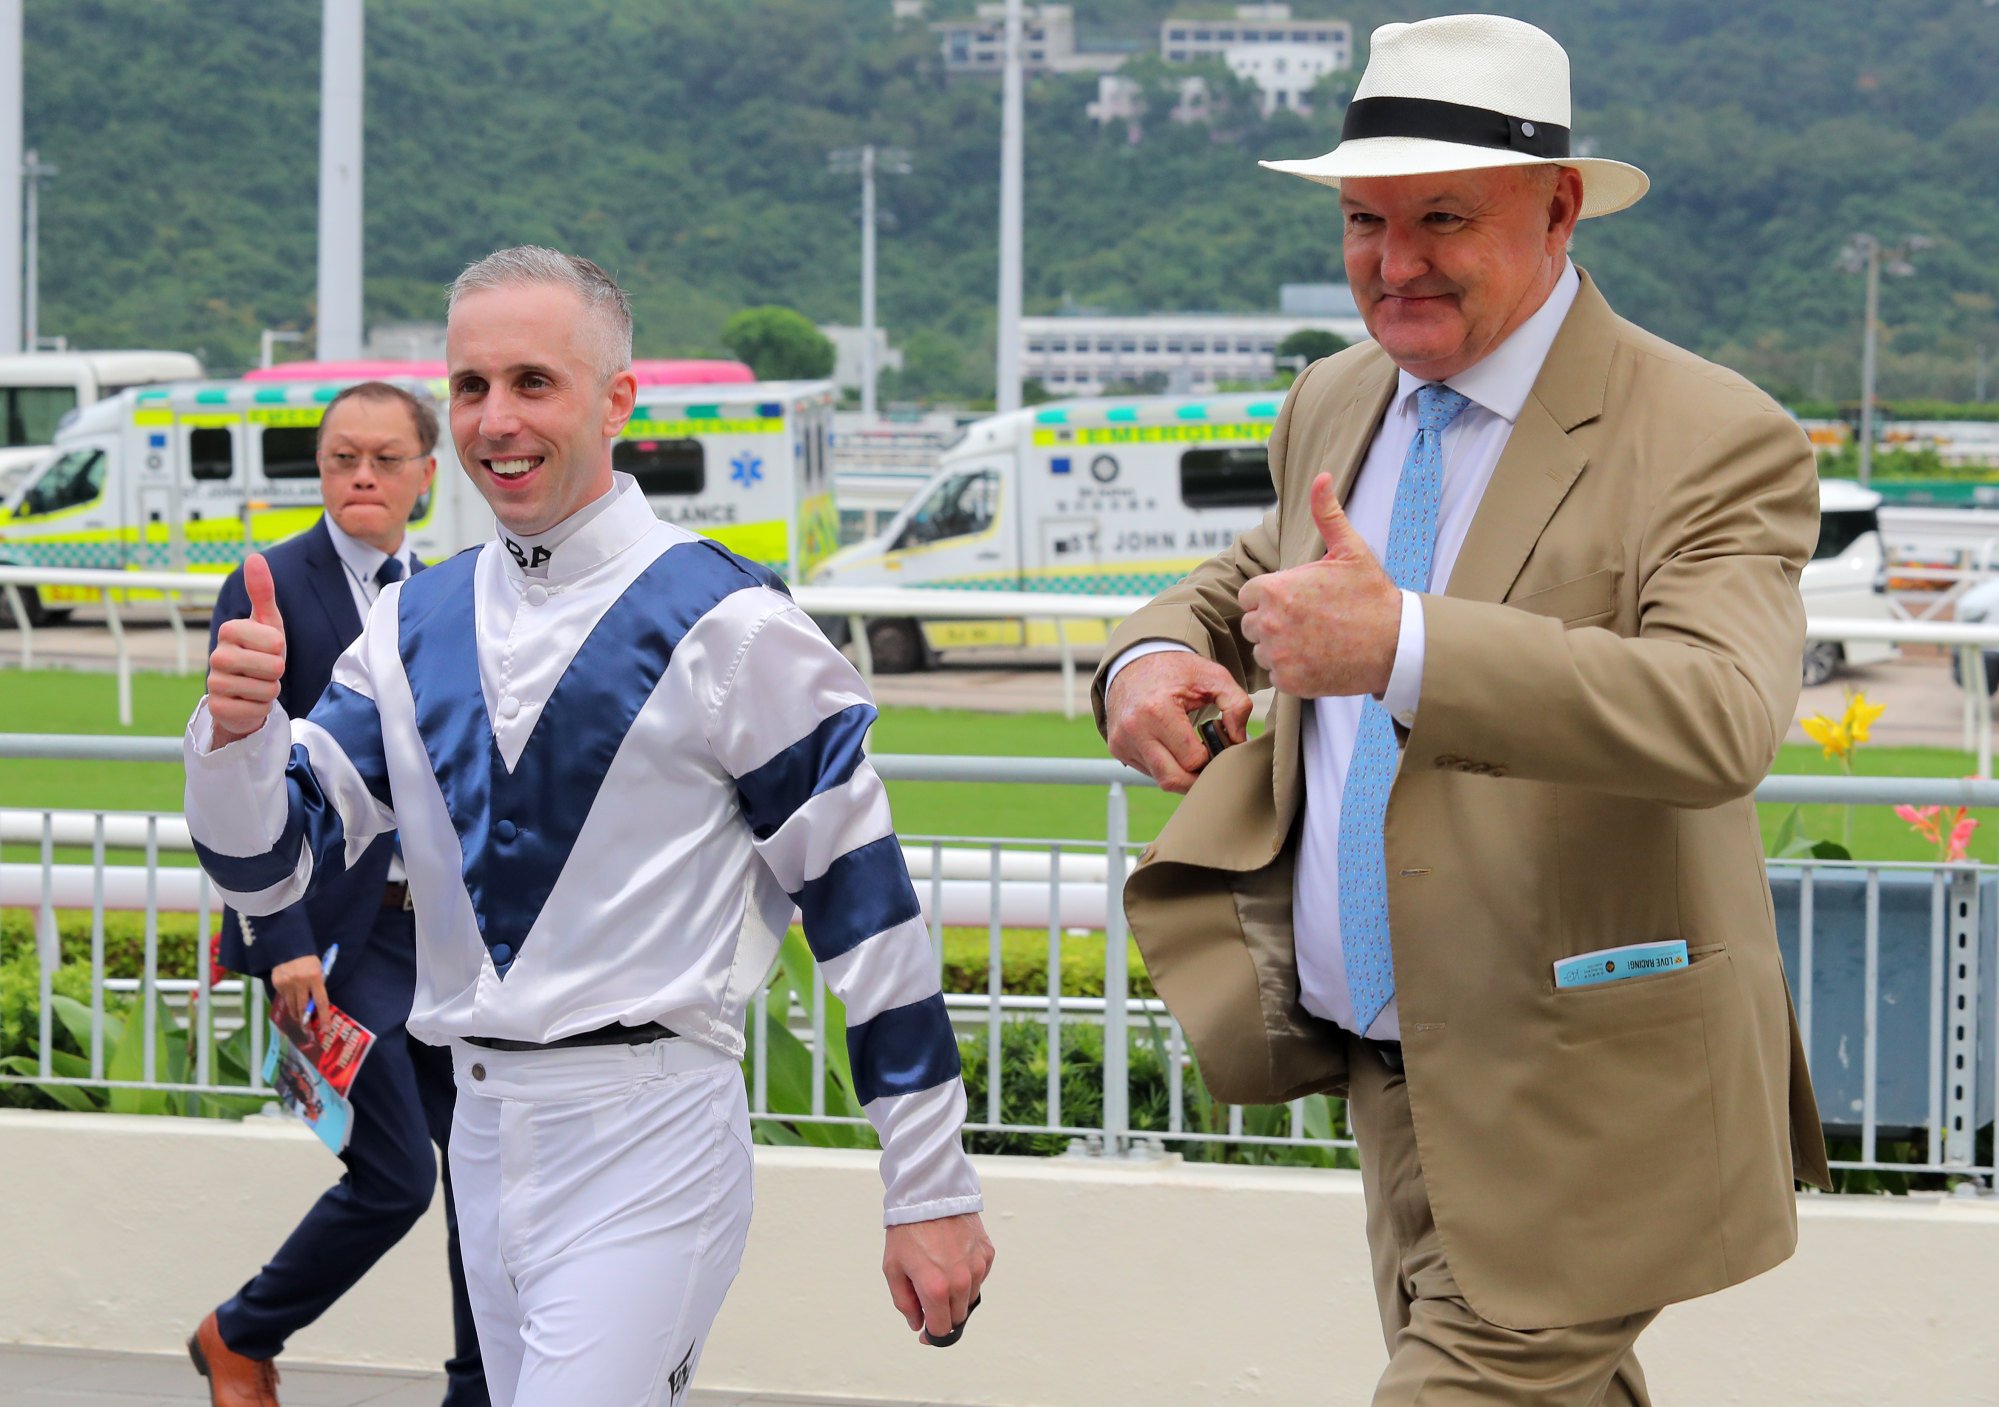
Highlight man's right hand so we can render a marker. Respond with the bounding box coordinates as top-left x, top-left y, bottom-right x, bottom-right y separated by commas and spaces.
270, 952, 329, 1033
1105, 650, 1253, 795
207, 553, 287, 747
